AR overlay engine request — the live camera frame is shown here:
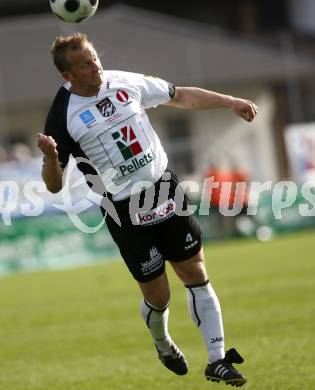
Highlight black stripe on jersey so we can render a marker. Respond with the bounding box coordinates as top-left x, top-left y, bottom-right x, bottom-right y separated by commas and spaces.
44, 86, 105, 194
45, 86, 74, 169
